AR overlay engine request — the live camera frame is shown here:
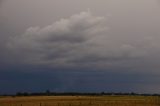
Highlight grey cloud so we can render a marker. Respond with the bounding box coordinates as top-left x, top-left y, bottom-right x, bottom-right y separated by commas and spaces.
7, 11, 106, 66
0, 0, 3, 5
7, 11, 151, 69
156, 0, 160, 4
